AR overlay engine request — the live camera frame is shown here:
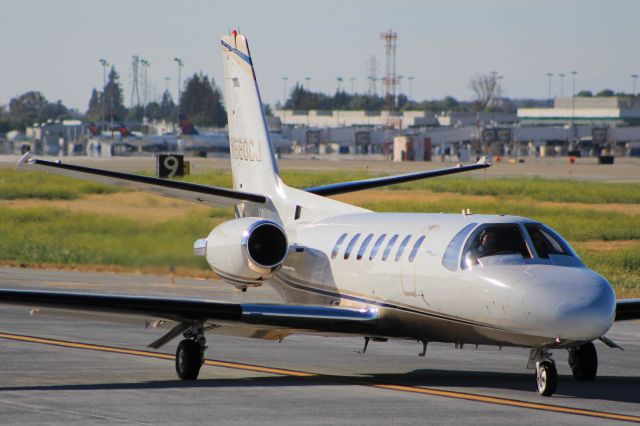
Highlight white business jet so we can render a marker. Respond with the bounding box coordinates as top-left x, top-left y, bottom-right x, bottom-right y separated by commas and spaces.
3, 31, 639, 397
